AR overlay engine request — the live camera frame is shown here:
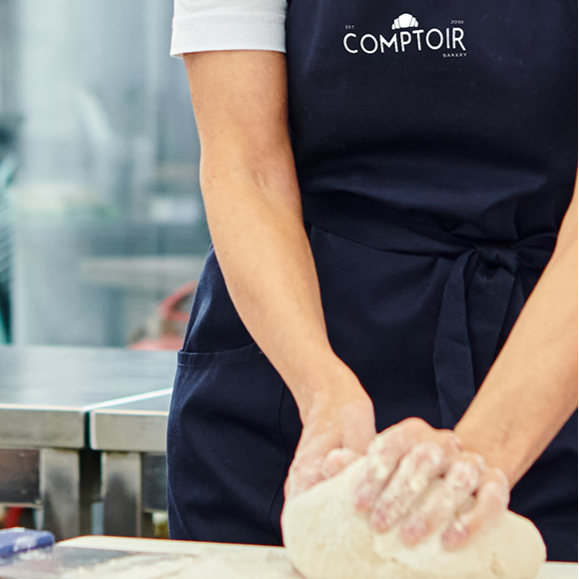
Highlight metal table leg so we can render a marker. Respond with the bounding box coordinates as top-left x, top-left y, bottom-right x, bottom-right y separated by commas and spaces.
141, 453, 167, 514
0, 447, 99, 540
0, 448, 40, 507
39, 448, 99, 540
102, 452, 154, 537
